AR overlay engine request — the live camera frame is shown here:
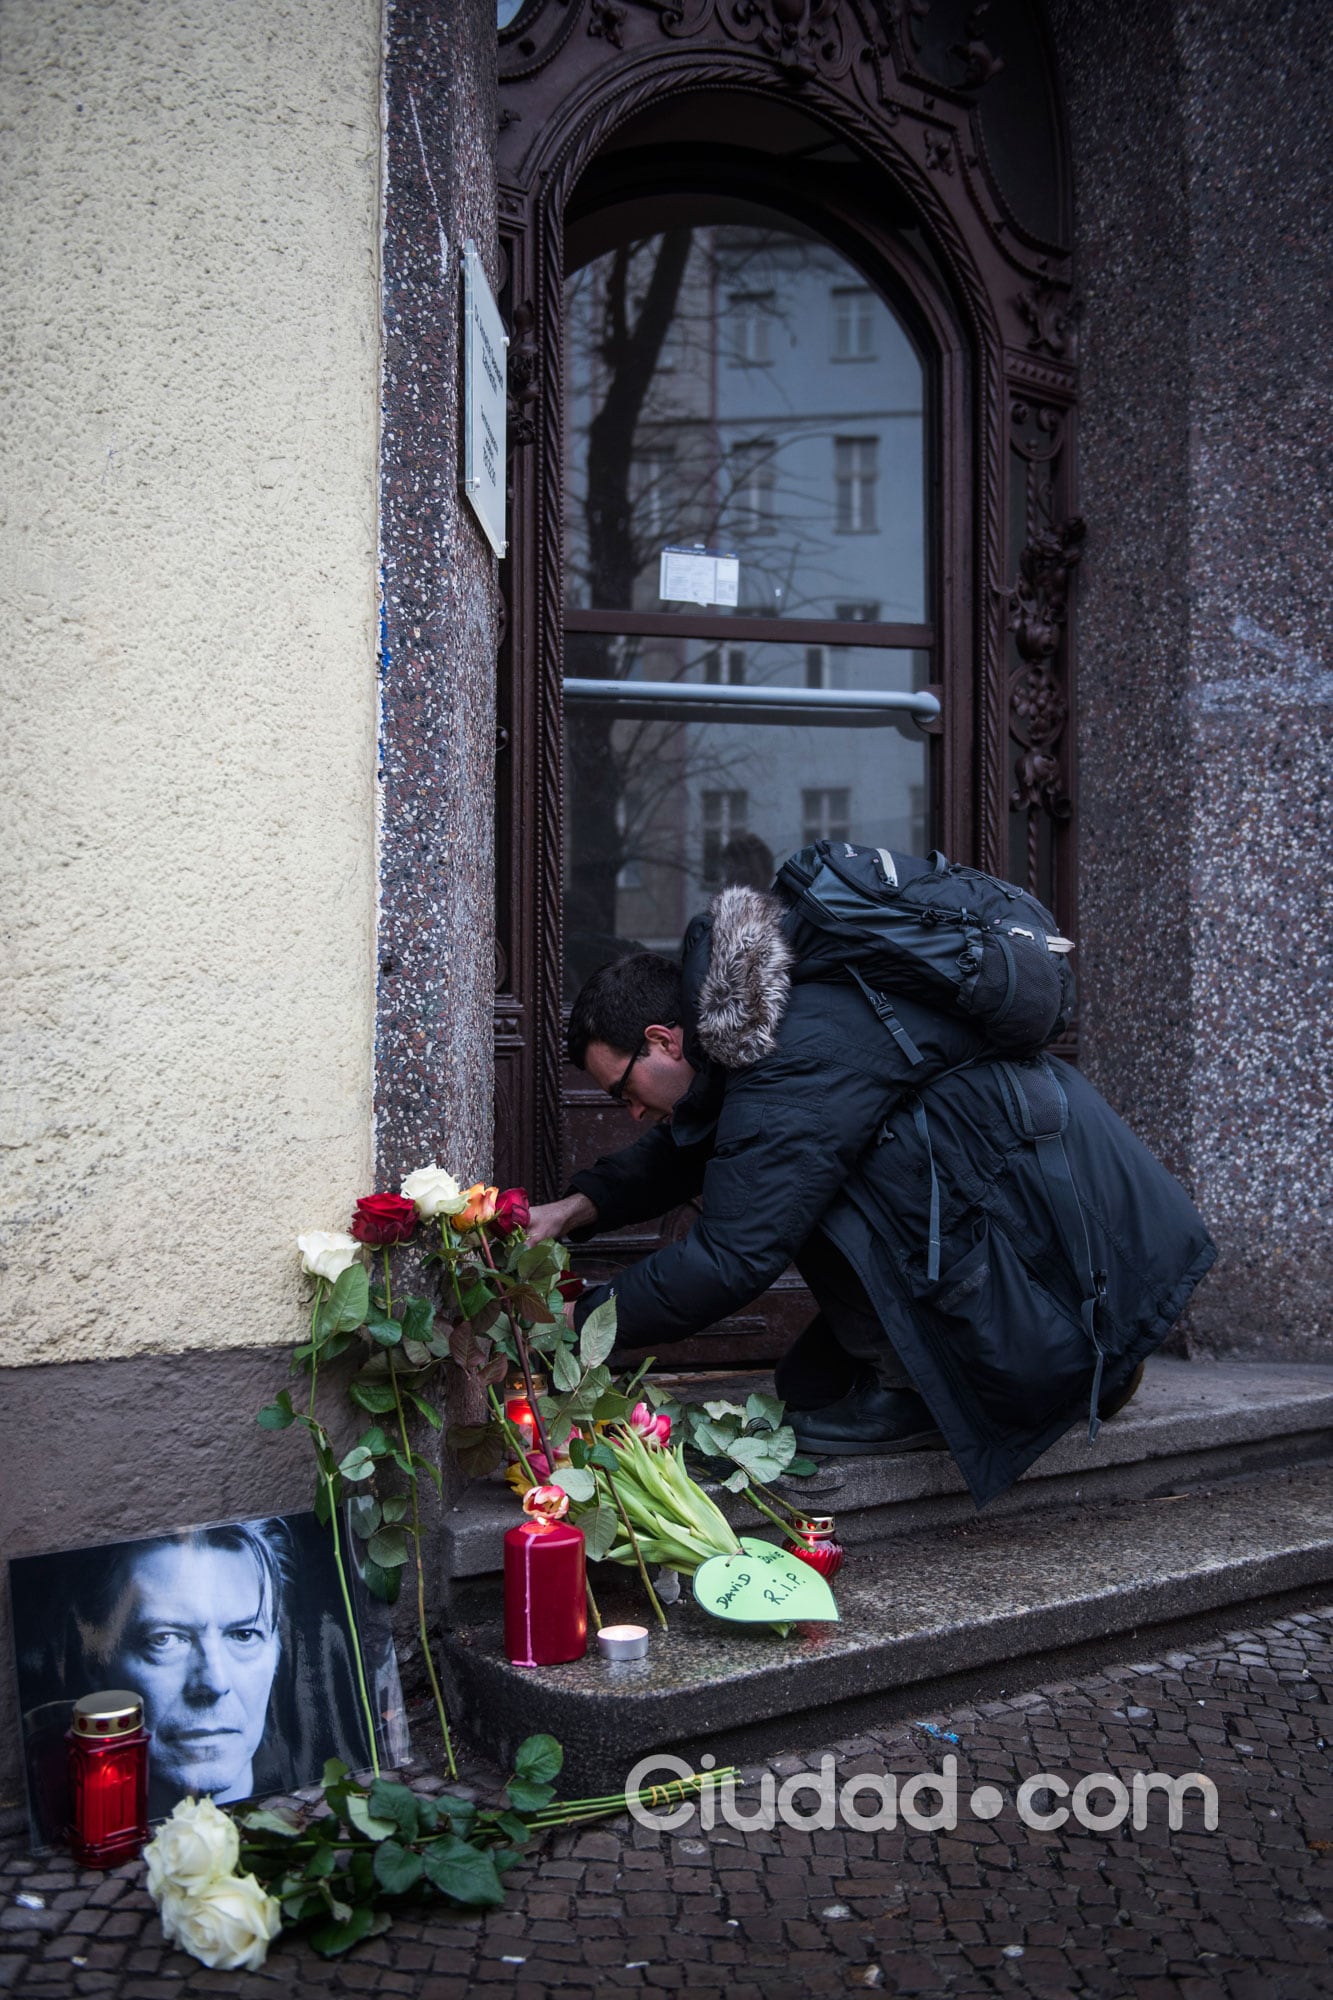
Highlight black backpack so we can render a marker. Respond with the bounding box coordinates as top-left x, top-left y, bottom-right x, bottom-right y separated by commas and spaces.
773, 841, 1076, 1056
